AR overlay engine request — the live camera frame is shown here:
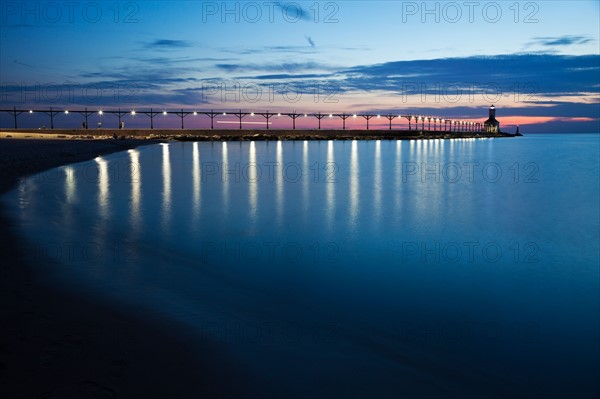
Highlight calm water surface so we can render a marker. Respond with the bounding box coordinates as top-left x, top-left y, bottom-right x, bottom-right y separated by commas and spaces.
4, 134, 599, 398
